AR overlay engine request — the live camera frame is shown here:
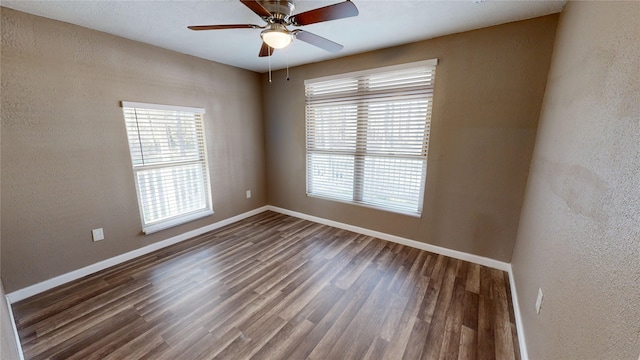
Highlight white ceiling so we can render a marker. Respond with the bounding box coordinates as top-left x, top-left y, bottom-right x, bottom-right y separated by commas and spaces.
1, 0, 566, 73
